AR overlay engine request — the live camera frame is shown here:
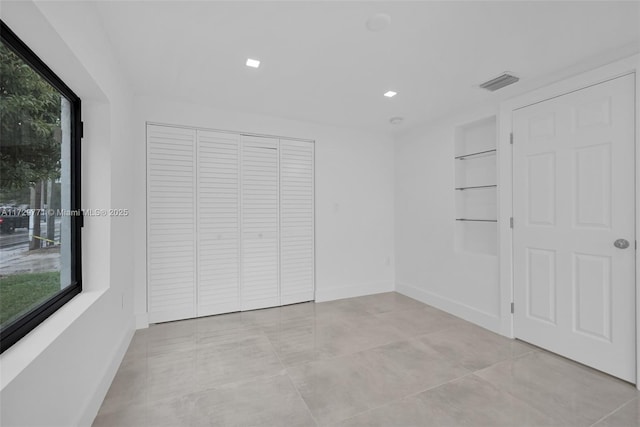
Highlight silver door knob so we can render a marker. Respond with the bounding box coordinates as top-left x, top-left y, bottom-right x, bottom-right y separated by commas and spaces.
614, 239, 630, 249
